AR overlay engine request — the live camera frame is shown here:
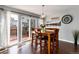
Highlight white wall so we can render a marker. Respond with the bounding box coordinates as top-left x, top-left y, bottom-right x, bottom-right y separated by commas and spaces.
46, 6, 79, 44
